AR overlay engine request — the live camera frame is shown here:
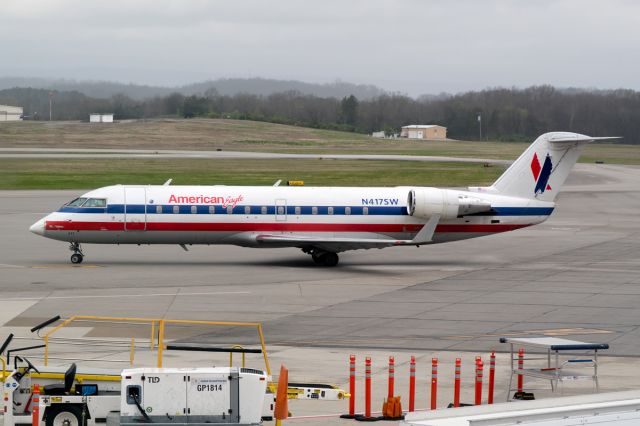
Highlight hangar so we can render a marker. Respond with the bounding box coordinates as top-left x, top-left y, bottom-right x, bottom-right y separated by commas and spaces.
401, 124, 447, 140
90, 113, 114, 123
0, 104, 23, 121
